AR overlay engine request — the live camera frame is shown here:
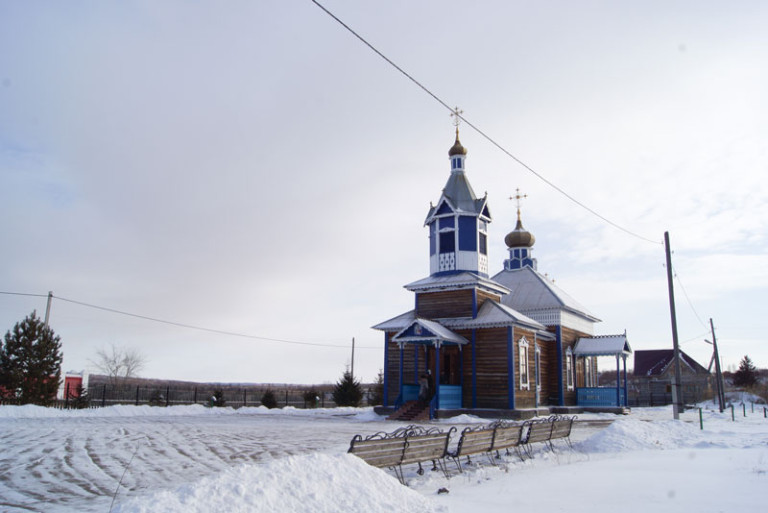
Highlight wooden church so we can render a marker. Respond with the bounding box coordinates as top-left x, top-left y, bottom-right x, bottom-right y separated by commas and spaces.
373, 127, 631, 419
